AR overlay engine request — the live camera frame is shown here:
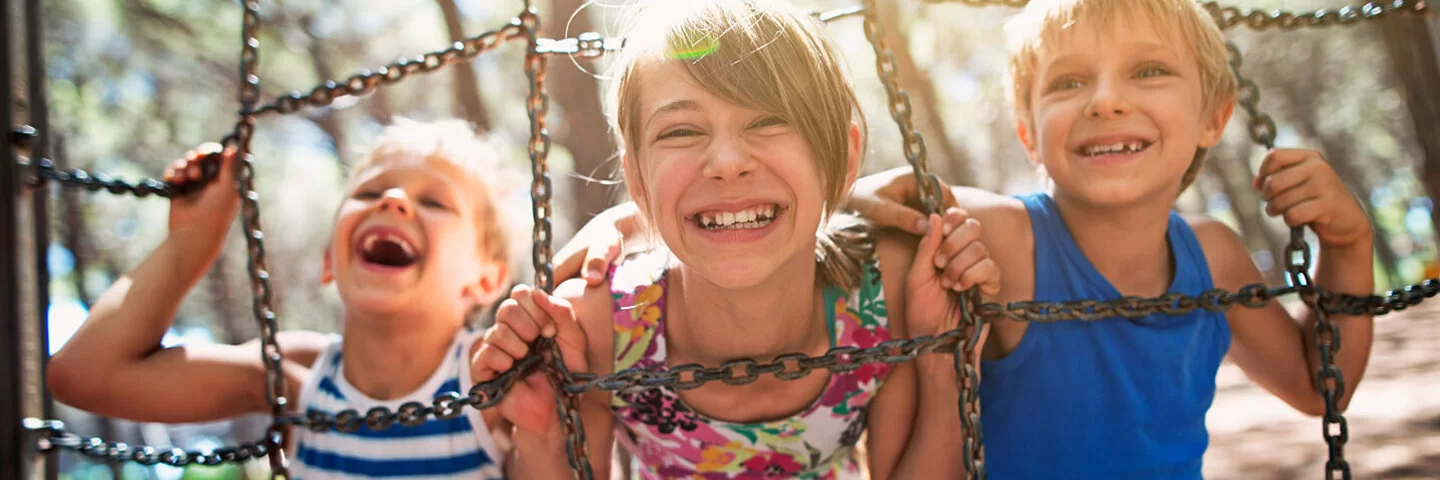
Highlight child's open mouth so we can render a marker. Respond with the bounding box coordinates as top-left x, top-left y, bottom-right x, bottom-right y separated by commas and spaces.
693, 204, 780, 231
357, 229, 418, 268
